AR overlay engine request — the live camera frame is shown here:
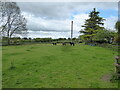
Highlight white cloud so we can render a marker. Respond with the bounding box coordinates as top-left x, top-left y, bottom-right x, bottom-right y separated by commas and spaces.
22, 12, 89, 38
22, 12, 117, 38
104, 16, 118, 30
17, 2, 117, 20
18, 2, 118, 38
